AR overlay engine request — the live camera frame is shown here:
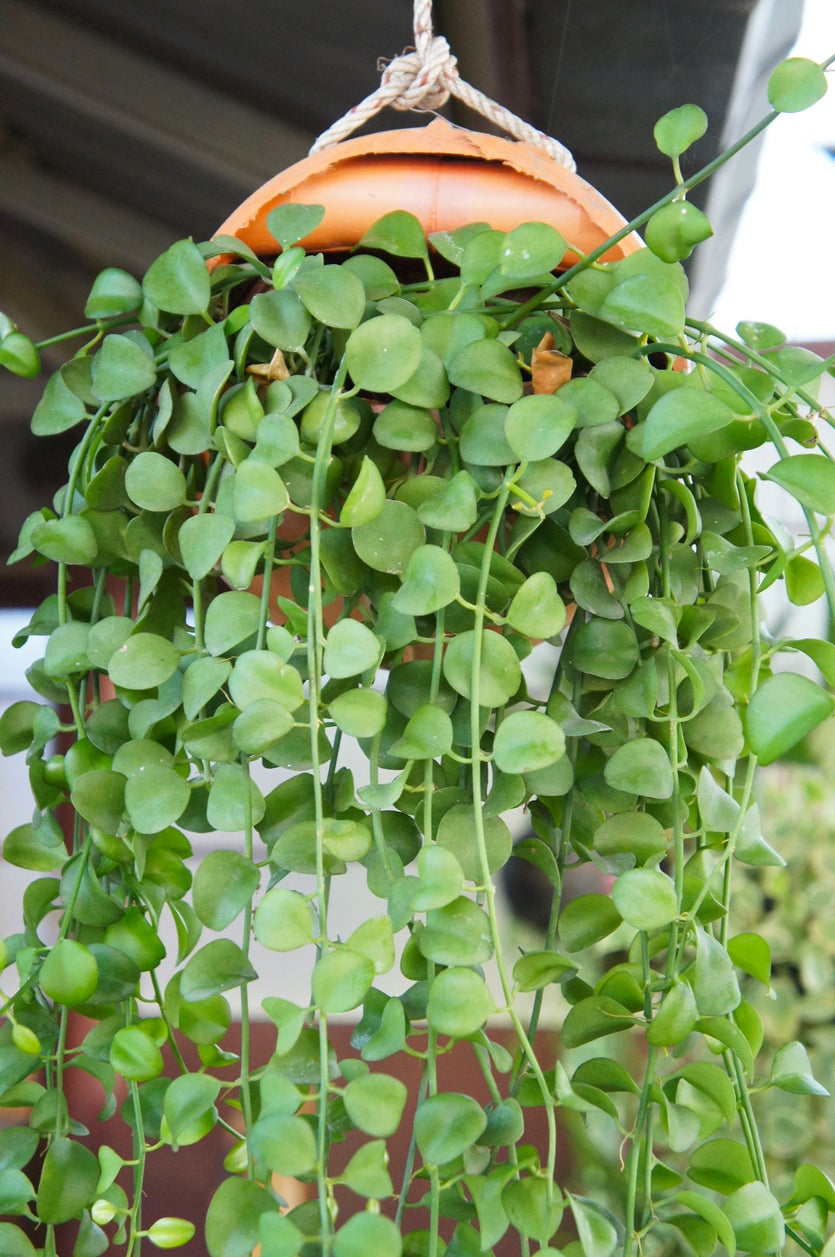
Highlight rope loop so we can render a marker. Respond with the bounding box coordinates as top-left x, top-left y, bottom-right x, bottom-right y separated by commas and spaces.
310, 0, 575, 171
378, 35, 456, 114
